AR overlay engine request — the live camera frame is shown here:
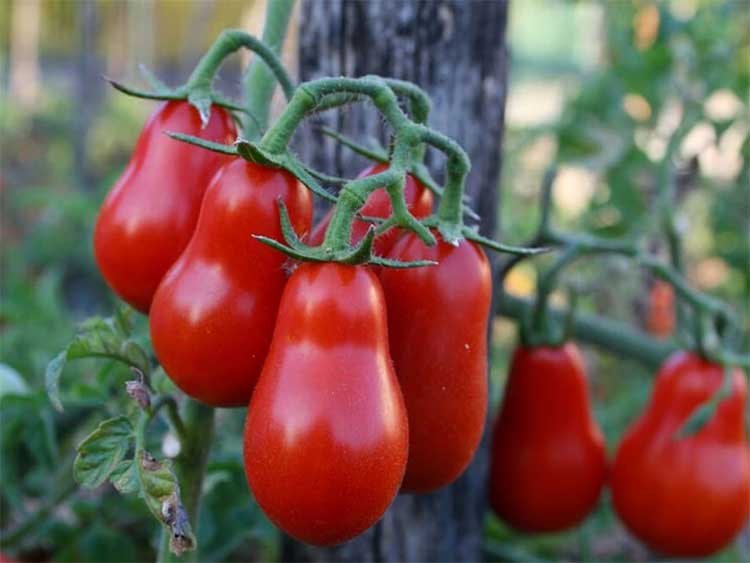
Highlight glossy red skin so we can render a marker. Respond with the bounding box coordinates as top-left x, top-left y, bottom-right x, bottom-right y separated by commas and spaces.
379, 233, 490, 493
489, 343, 607, 532
243, 263, 408, 545
149, 160, 312, 407
94, 101, 236, 313
611, 351, 750, 557
308, 163, 433, 256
